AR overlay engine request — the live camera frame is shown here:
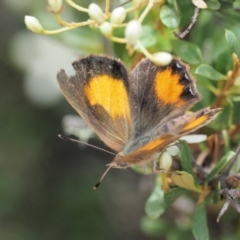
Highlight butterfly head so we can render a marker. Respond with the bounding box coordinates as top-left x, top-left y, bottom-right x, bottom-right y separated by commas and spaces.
108, 152, 131, 169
